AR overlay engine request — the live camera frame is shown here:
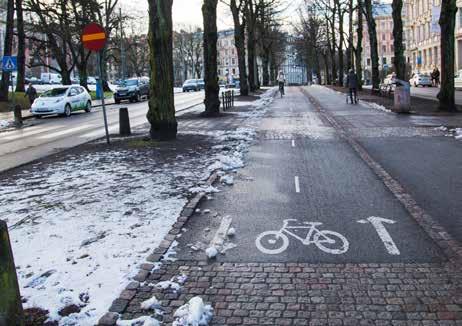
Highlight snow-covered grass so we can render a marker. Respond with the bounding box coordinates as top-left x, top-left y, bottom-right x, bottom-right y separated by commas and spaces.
1, 150, 213, 325
1, 87, 277, 325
